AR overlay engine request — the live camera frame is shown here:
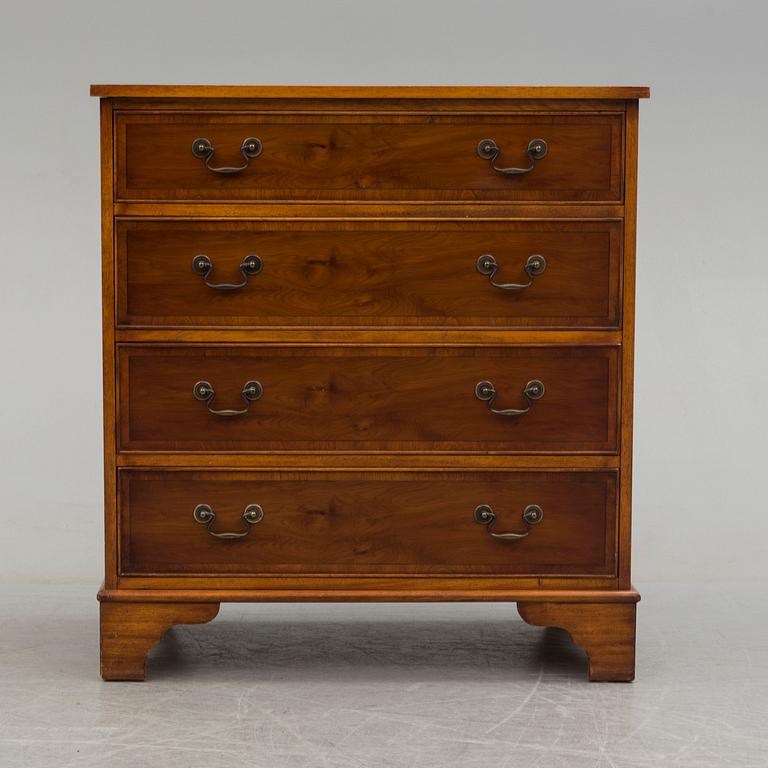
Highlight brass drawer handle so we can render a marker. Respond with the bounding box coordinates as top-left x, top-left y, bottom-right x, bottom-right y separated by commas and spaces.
475, 379, 544, 416
477, 138, 547, 175
474, 503, 543, 539
192, 254, 262, 291
193, 380, 263, 417
193, 503, 264, 540
191, 136, 262, 174
477, 254, 546, 291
